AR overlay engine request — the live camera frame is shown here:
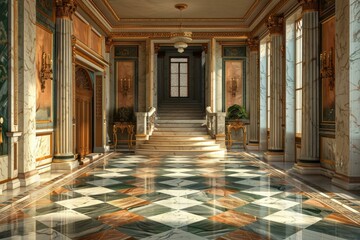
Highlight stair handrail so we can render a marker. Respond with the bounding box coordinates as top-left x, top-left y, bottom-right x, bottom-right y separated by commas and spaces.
206, 106, 216, 138
146, 107, 157, 136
